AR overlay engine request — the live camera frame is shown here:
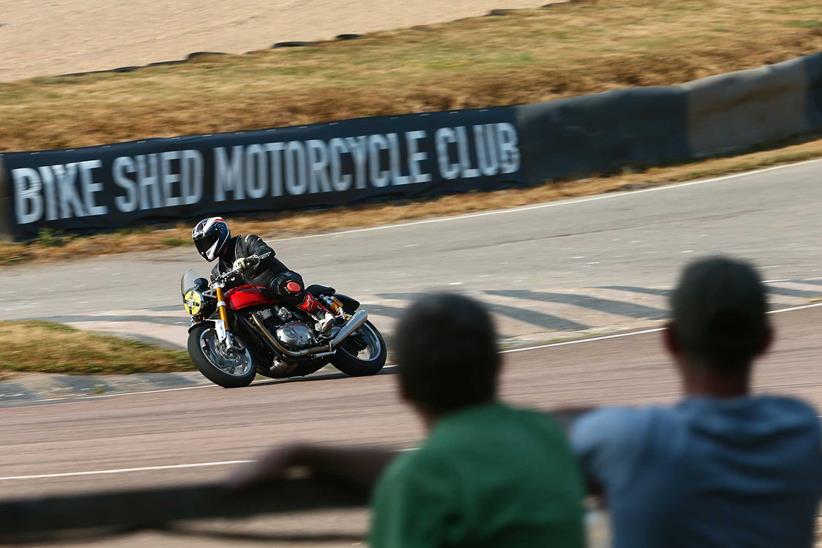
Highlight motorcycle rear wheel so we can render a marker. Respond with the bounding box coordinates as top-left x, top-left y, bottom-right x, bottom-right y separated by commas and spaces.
331, 320, 387, 376
188, 324, 256, 388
